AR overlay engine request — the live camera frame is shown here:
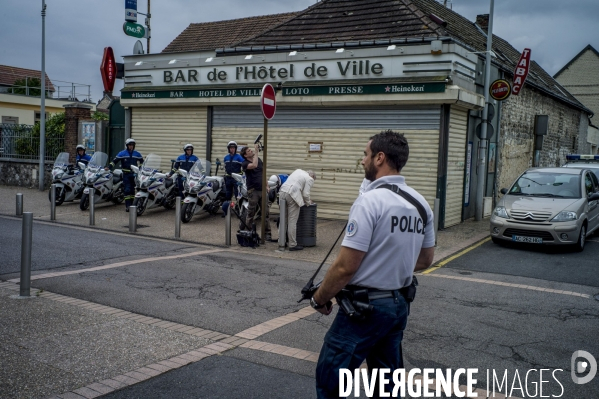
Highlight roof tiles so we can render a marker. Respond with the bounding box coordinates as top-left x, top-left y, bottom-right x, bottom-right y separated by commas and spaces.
161, 12, 299, 54
0, 65, 55, 92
